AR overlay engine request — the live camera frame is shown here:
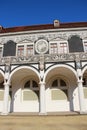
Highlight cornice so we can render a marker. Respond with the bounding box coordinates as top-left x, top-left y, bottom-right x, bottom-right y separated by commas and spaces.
0, 28, 87, 44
